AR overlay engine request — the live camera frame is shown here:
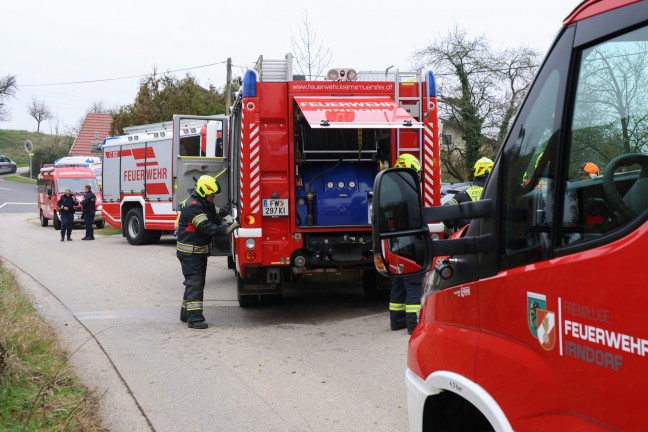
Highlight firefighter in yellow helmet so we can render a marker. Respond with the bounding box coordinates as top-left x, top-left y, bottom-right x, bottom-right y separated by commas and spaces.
444, 157, 494, 231
390, 153, 424, 335
177, 175, 239, 329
